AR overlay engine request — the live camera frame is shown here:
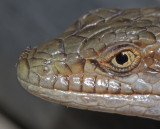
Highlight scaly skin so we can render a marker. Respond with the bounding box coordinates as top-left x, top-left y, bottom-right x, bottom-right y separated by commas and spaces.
17, 7, 160, 120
